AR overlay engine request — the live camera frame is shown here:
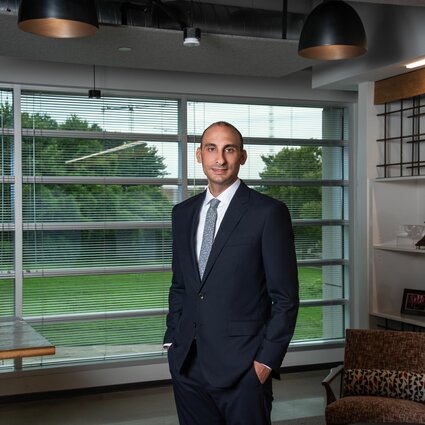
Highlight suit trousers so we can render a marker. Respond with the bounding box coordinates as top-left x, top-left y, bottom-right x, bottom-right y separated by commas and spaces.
169, 340, 273, 425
